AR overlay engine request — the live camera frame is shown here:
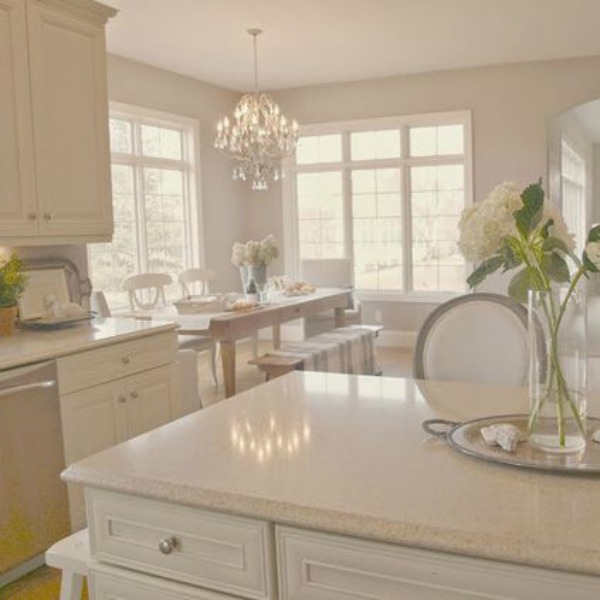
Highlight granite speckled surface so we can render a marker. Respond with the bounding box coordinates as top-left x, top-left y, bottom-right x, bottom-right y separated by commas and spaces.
63, 371, 600, 577
0, 317, 176, 370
